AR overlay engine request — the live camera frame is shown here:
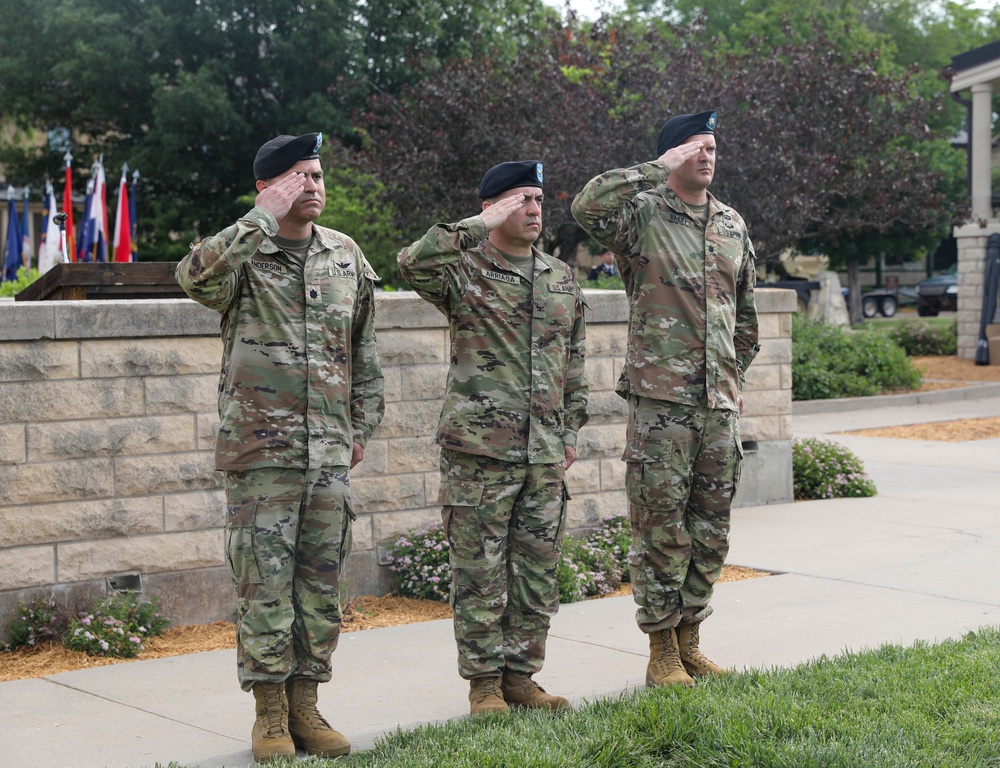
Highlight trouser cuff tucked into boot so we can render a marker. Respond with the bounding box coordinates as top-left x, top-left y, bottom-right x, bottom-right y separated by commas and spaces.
251, 682, 295, 763
502, 671, 571, 711
646, 628, 695, 688
676, 622, 729, 678
469, 675, 509, 715
286, 677, 351, 757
